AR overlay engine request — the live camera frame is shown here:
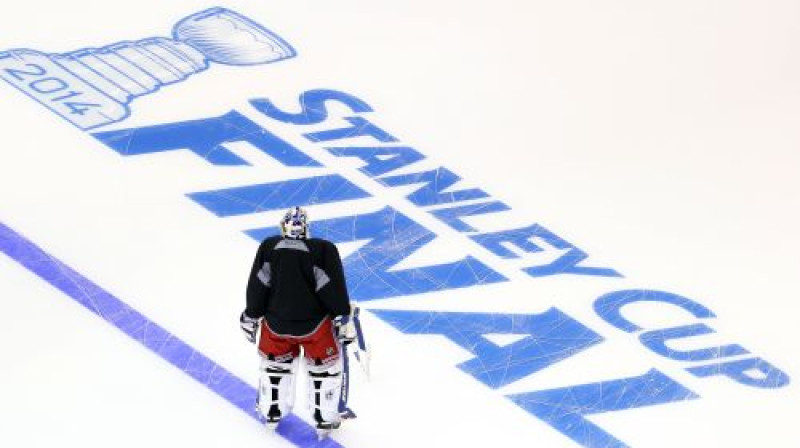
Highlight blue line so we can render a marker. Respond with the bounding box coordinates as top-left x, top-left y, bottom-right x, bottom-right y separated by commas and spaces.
0, 221, 344, 448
